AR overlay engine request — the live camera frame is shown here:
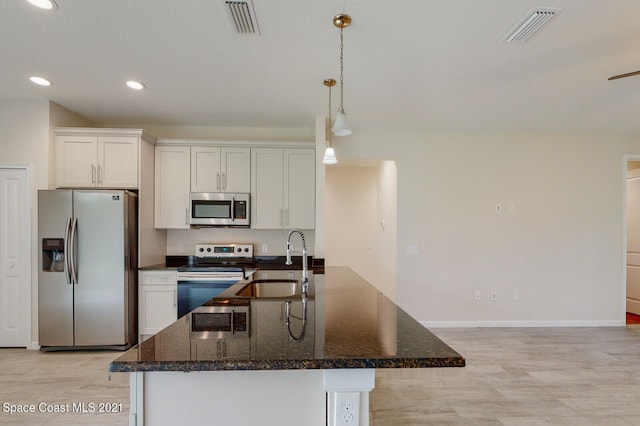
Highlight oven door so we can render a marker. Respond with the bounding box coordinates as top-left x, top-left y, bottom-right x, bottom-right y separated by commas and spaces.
177, 271, 244, 318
